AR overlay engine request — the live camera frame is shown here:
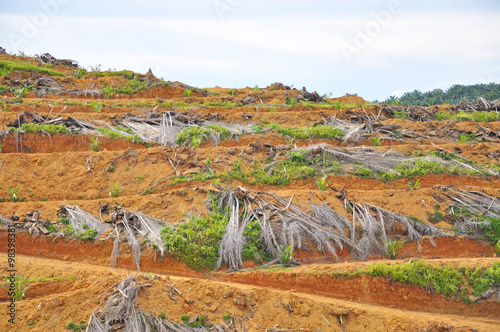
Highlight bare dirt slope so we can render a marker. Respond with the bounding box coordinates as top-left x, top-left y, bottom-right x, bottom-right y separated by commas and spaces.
1, 53, 500, 331
1, 254, 500, 332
